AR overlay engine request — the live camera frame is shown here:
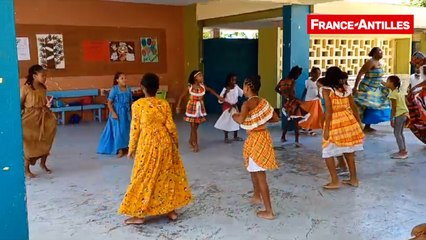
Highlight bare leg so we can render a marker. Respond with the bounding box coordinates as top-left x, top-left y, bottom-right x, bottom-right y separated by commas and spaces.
193, 123, 199, 152
281, 122, 289, 142
337, 156, 347, 171
342, 152, 359, 187
233, 131, 243, 141
117, 149, 125, 158
255, 171, 275, 220
189, 123, 196, 151
250, 172, 262, 204
39, 155, 52, 174
323, 157, 340, 189
294, 119, 302, 147
224, 131, 231, 143
25, 159, 36, 178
